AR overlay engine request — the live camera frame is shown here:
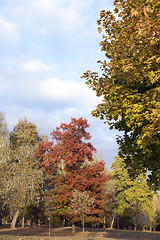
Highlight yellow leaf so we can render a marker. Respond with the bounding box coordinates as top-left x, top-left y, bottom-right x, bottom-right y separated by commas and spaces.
156, 57, 160, 63
98, 27, 102, 33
